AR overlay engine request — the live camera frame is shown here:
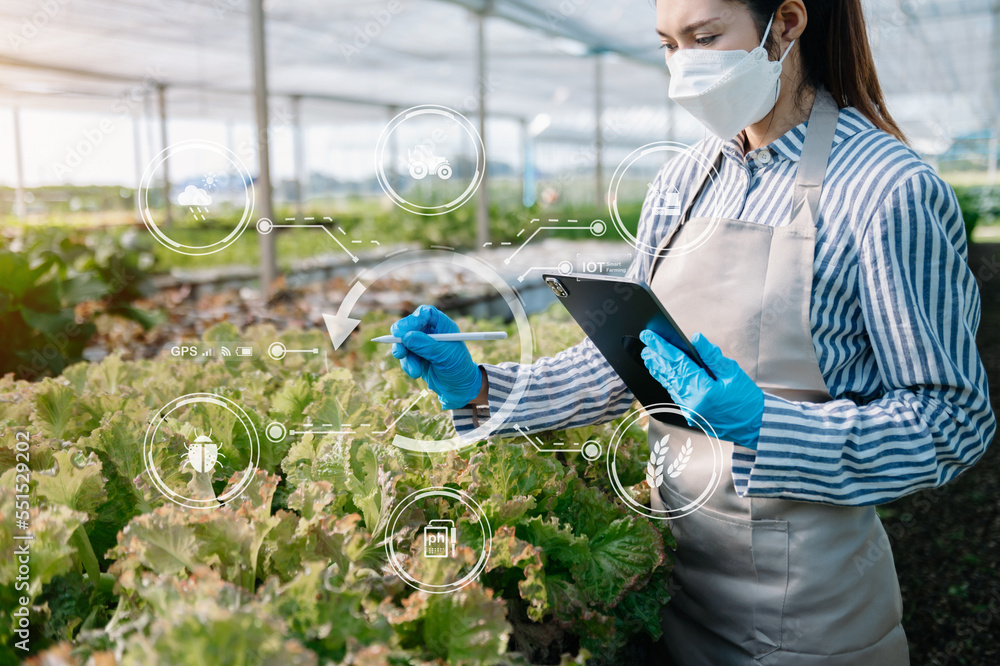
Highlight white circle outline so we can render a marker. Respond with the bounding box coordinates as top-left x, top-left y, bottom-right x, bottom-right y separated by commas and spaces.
374, 105, 485, 216
606, 403, 723, 520
143, 393, 260, 510
267, 342, 287, 360
607, 141, 723, 259
139, 140, 255, 256
265, 422, 287, 443
385, 487, 492, 594
349, 249, 532, 453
